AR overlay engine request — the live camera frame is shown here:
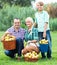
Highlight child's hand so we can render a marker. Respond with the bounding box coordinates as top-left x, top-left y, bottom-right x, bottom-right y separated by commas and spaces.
43, 32, 46, 38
